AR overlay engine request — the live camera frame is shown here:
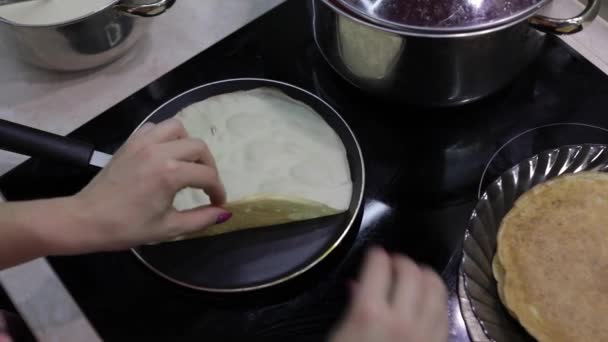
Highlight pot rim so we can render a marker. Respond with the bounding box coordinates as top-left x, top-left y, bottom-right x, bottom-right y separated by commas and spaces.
318, 0, 552, 38
329, 0, 553, 35
0, 0, 122, 28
